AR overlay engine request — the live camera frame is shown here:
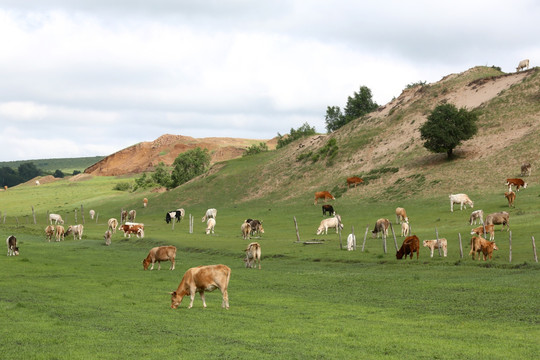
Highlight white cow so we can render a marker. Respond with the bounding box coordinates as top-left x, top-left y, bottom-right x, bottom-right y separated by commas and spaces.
49, 213, 64, 224
89, 210, 95, 220
316, 215, 343, 235
346, 234, 356, 251
108, 218, 118, 233
401, 222, 410, 237
66, 224, 84, 240
202, 208, 217, 222
516, 59, 529, 72
423, 238, 448, 257
469, 210, 484, 225
449, 194, 474, 212
206, 218, 216, 235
